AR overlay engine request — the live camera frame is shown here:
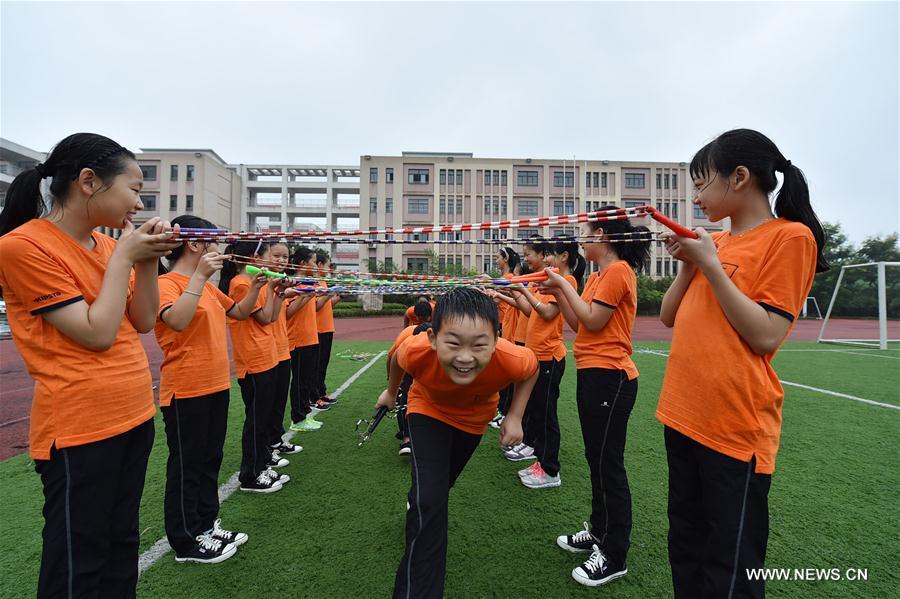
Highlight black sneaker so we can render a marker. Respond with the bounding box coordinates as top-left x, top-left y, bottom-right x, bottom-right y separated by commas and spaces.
556, 522, 599, 553
174, 534, 237, 564
309, 399, 331, 413
398, 442, 411, 456
264, 468, 290, 485
571, 545, 627, 587
270, 441, 303, 455
239, 472, 283, 494
321, 395, 337, 405
209, 518, 248, 547
266, 452, 289, 468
